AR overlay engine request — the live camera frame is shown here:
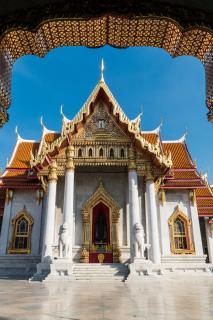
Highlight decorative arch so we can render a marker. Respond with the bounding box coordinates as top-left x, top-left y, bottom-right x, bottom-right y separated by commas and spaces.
168, 205, 194, 254
8, 206, 34, 254
0, 11, 212, 126
78, 148, 82, 158
99, 147, 104, 157
109, 148, 114, 158
88, 147, 93, 157
120, 148, 125, 158
81, 182, 121, 263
